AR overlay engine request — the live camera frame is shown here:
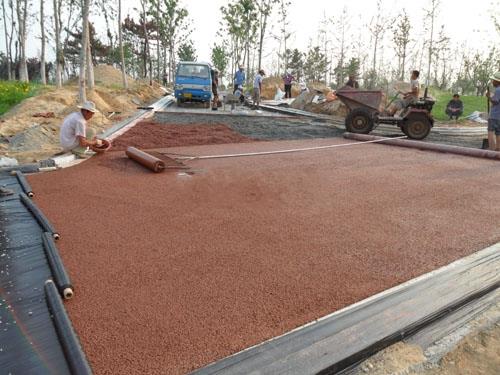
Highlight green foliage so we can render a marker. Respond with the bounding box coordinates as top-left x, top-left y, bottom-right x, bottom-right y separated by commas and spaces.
211, 44, 229, 79
304, 46, 328, 82
452, 49, 499, 96
0, 81, 40, 115
429, 87, 488, 121
286, 49, 304, 80
177, 42, 197, 62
